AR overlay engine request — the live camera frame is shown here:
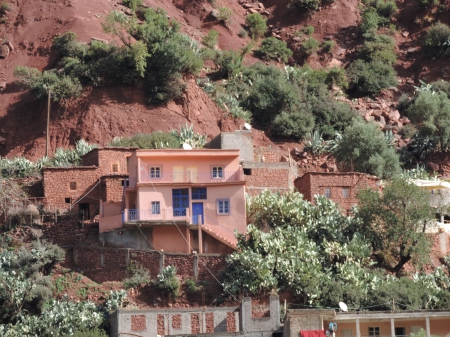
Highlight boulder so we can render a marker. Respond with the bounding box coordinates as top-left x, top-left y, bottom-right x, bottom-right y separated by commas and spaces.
4, 41, 14, 51
389, 110, 400, 123
379, 115, 386, 127
372, 110, 382, 118
364, 112, 373, 122
328, 58, 342, 67
0, 45, 9, 58
0, 81, 5, 91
